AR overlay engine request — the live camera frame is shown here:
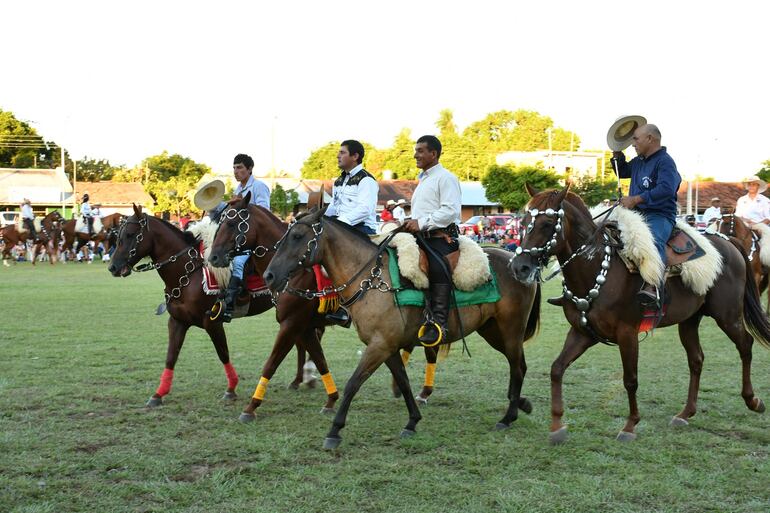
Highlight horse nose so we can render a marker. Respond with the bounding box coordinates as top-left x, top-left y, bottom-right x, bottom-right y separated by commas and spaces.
210, 253, 220, 265
263, 270, 274, 286
108, 263, 116, 274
